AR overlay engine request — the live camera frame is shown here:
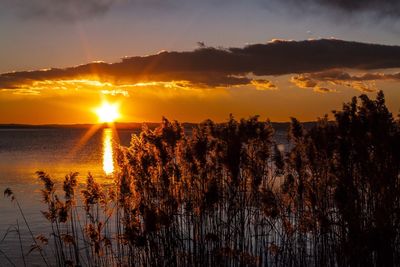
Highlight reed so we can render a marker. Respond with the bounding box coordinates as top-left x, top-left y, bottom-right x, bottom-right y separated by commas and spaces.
4, 91, 400, 266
